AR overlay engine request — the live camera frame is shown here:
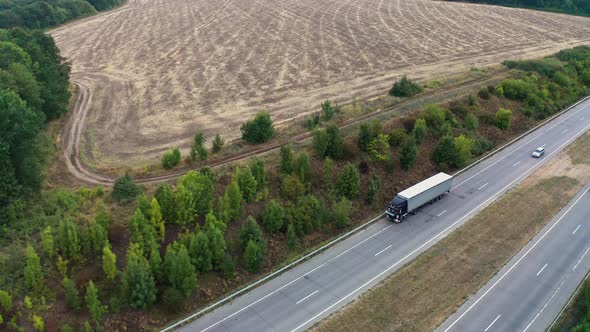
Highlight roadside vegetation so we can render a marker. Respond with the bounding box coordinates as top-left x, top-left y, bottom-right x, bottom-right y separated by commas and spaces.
3, 39, 590, 330
552, 279, 590, 332
448, 0, 590, 16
